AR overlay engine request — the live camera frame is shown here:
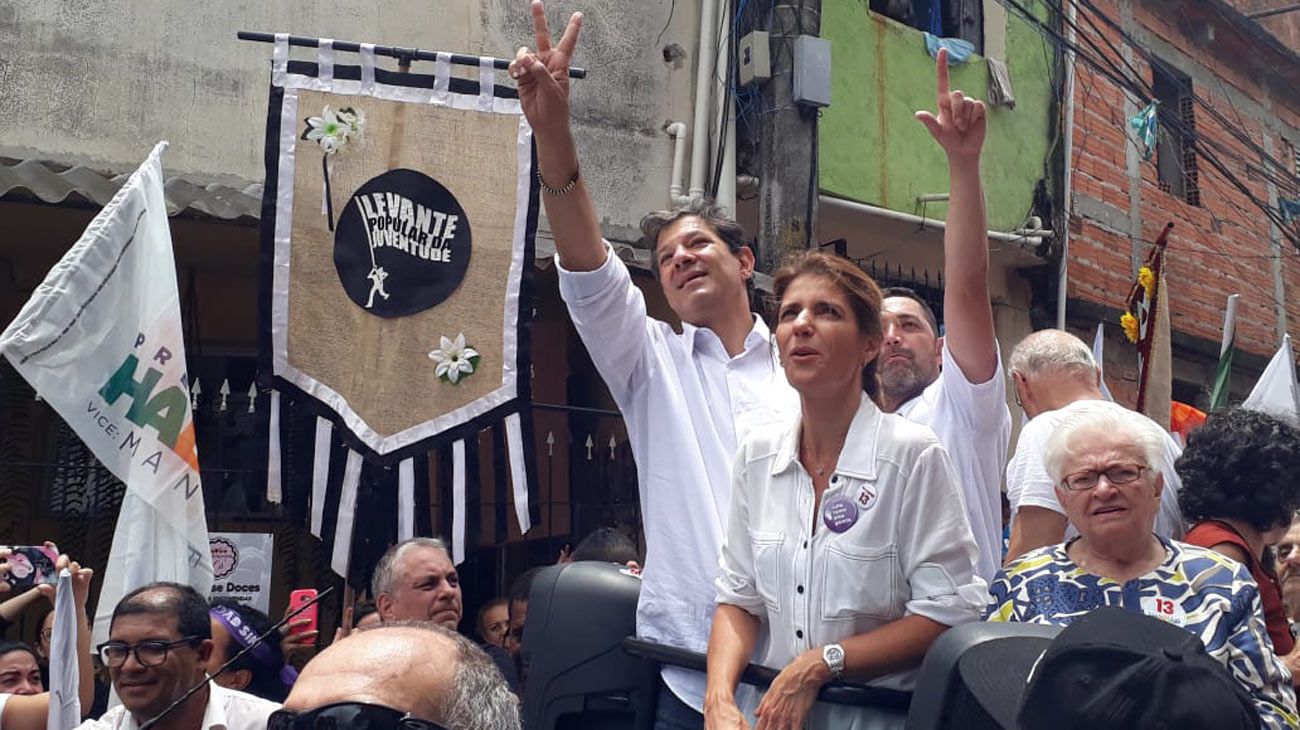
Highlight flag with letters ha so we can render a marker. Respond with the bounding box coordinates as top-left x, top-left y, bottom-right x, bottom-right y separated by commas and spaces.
0, 141, 214, 645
